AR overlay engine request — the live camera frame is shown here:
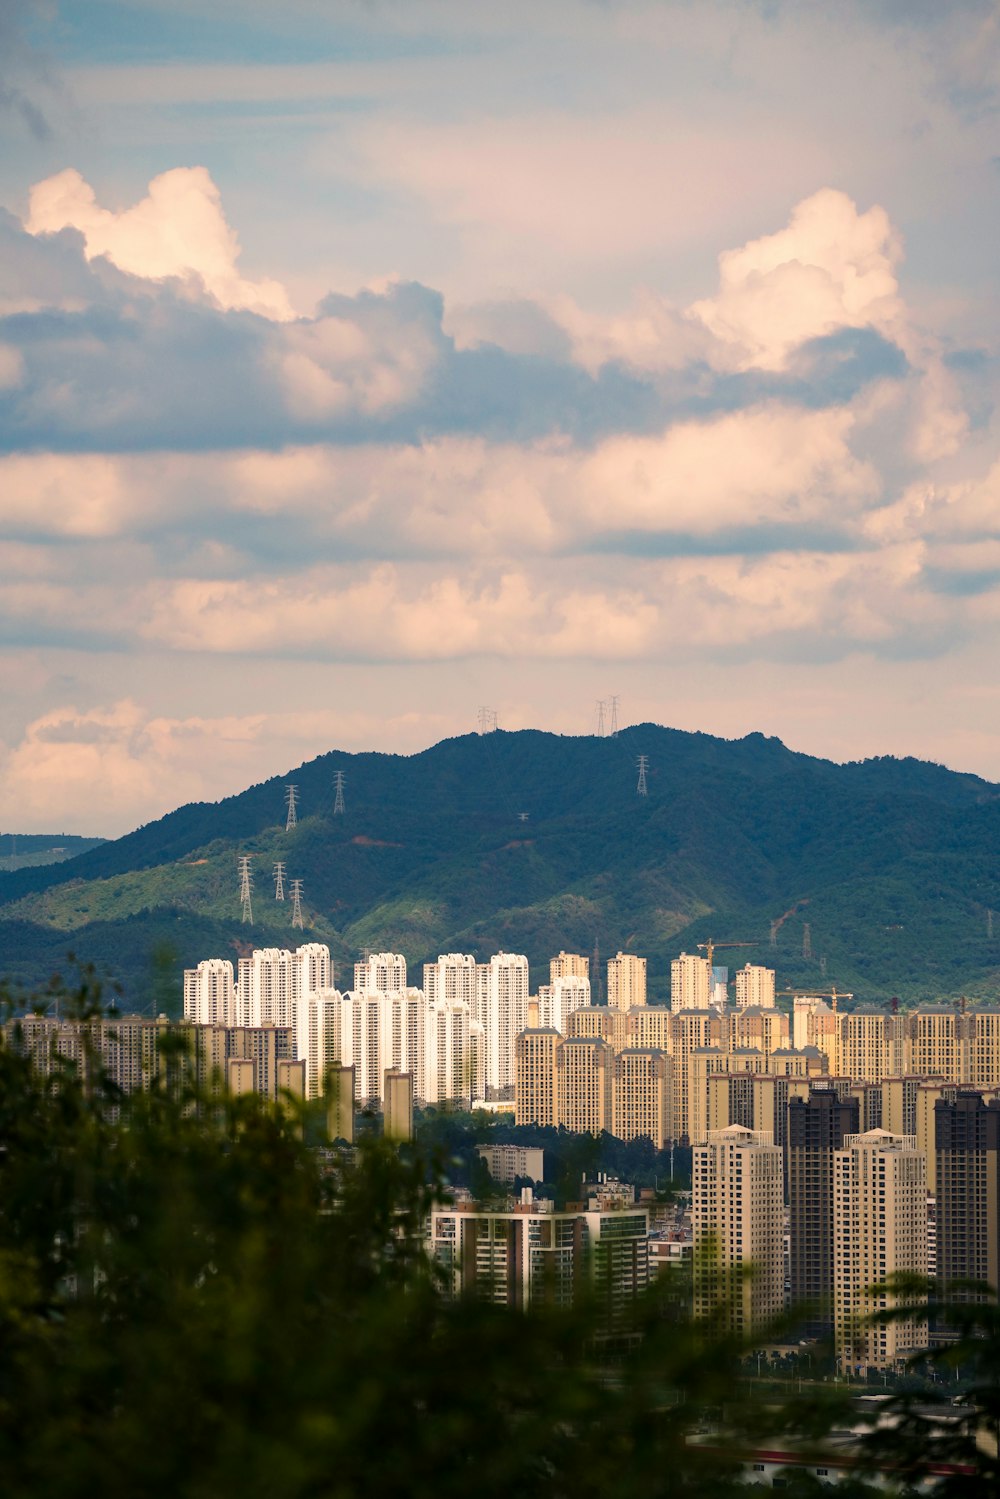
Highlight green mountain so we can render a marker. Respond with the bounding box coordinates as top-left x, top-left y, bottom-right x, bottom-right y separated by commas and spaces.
0, 833, 106, 873
0, 725, 998, 1013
